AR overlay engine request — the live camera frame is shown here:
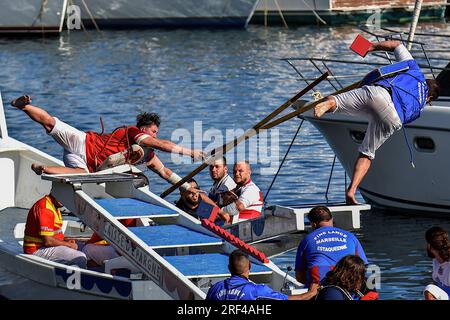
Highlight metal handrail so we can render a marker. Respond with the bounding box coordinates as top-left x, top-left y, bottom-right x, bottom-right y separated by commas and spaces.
282, 57, 449, 72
